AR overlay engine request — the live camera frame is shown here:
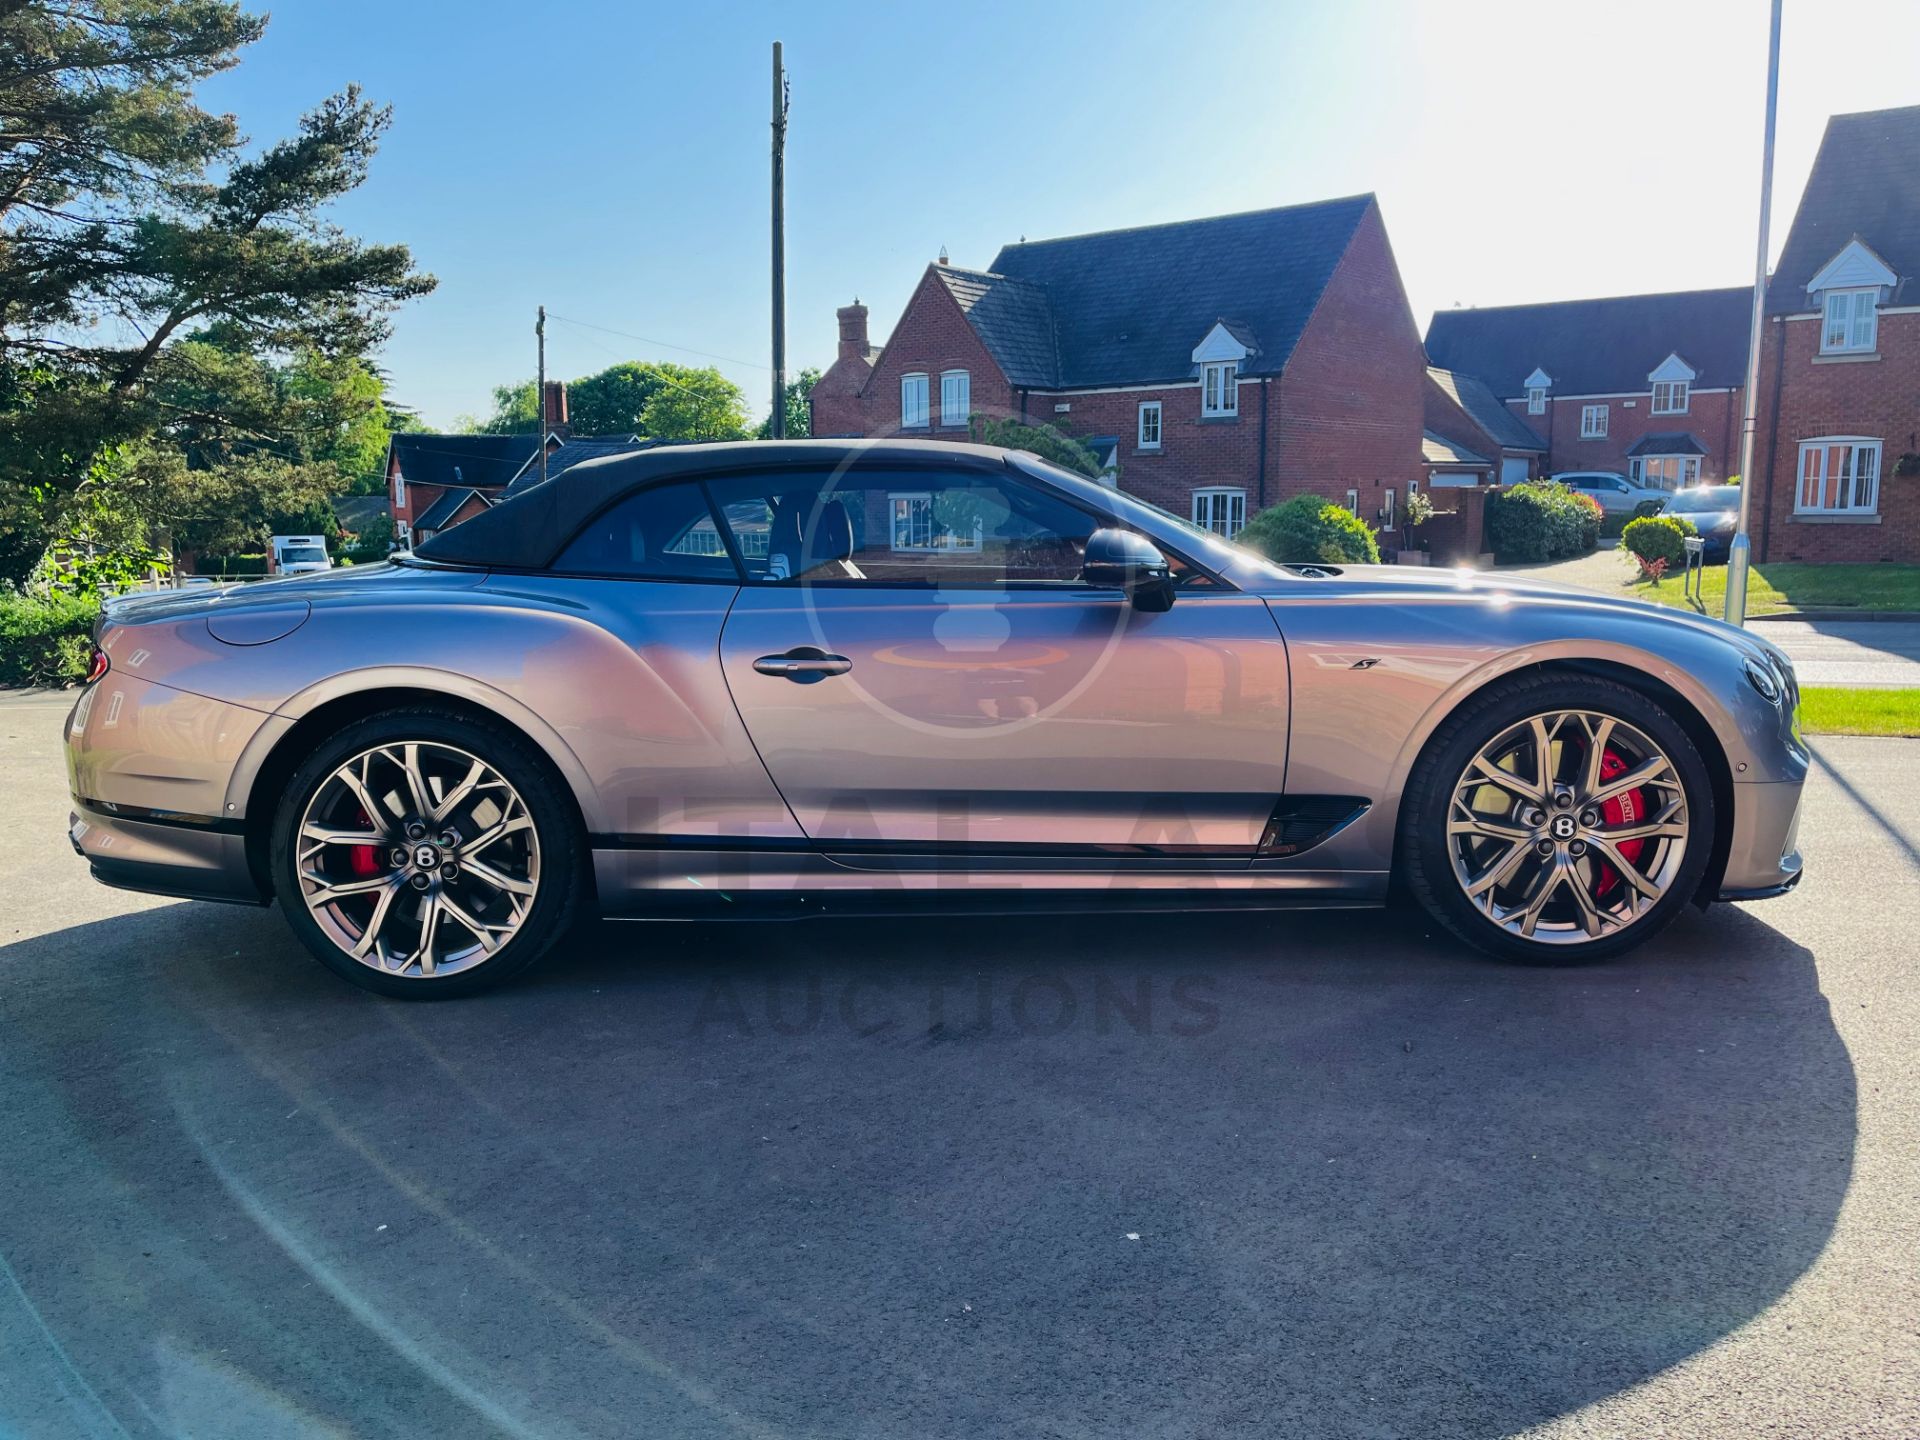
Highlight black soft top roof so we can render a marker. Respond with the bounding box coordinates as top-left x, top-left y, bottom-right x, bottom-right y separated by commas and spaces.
411, 438, 1015, 570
